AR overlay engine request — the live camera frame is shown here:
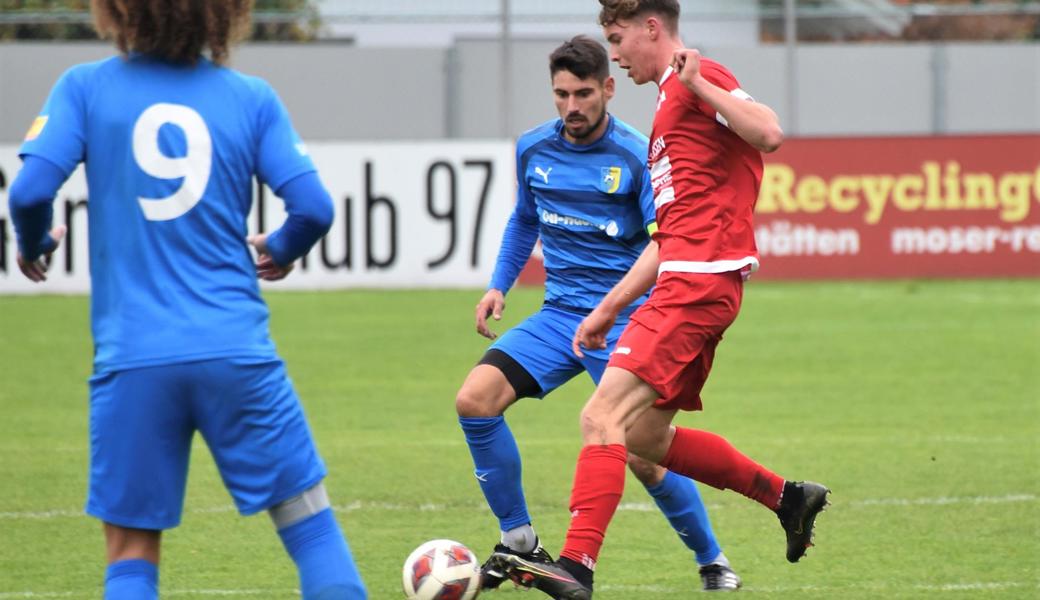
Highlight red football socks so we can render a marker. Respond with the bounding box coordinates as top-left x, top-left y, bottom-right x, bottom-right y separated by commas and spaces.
660, 427, 785, 509
560, 444, 627, 570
